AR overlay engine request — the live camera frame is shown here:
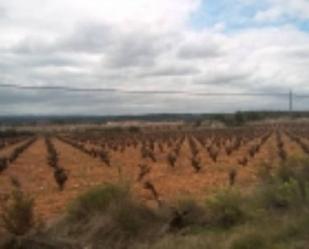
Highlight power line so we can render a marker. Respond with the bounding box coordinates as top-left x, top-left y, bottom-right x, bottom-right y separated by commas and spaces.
0, 83, 302, 97
0, 84, 117, 92
1, 83, 309, 113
